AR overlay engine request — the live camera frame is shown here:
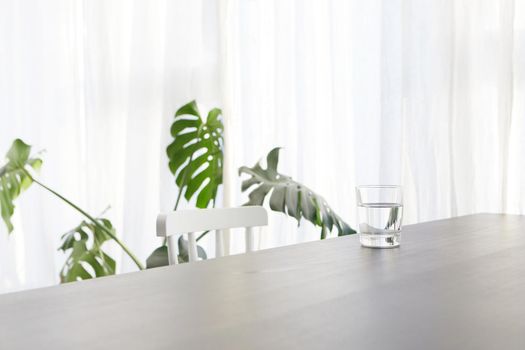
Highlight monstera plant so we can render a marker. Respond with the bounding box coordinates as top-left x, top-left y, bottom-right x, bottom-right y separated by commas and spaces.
239, 148, 355, 239
0, 139, 144, 282
1, 101, 356, 285
0, 100, 224, 281
146, 100, 224, 268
